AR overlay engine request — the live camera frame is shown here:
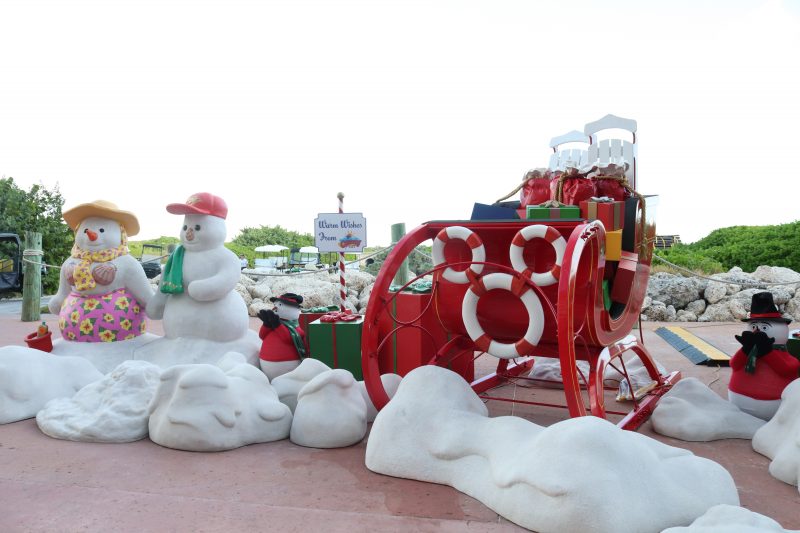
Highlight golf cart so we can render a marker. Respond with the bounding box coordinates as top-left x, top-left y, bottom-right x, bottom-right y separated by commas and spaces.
139, 243, 164, 279
0, 233, 23, 296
